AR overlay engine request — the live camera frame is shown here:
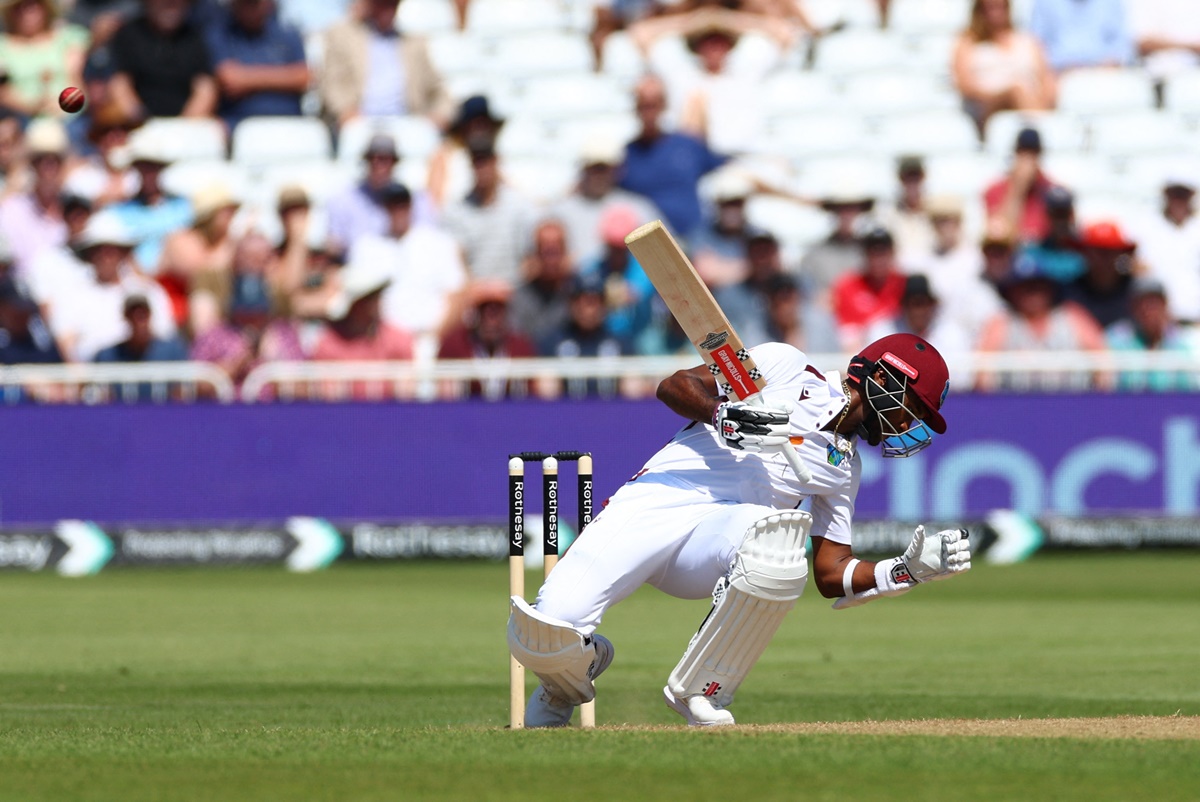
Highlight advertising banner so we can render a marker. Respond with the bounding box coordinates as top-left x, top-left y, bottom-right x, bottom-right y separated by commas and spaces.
0, 394, 1197, 528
